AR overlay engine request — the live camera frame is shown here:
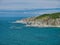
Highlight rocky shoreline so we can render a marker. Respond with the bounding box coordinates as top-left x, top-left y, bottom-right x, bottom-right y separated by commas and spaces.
15, 18, 60, 27
15, 12, 60, 27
